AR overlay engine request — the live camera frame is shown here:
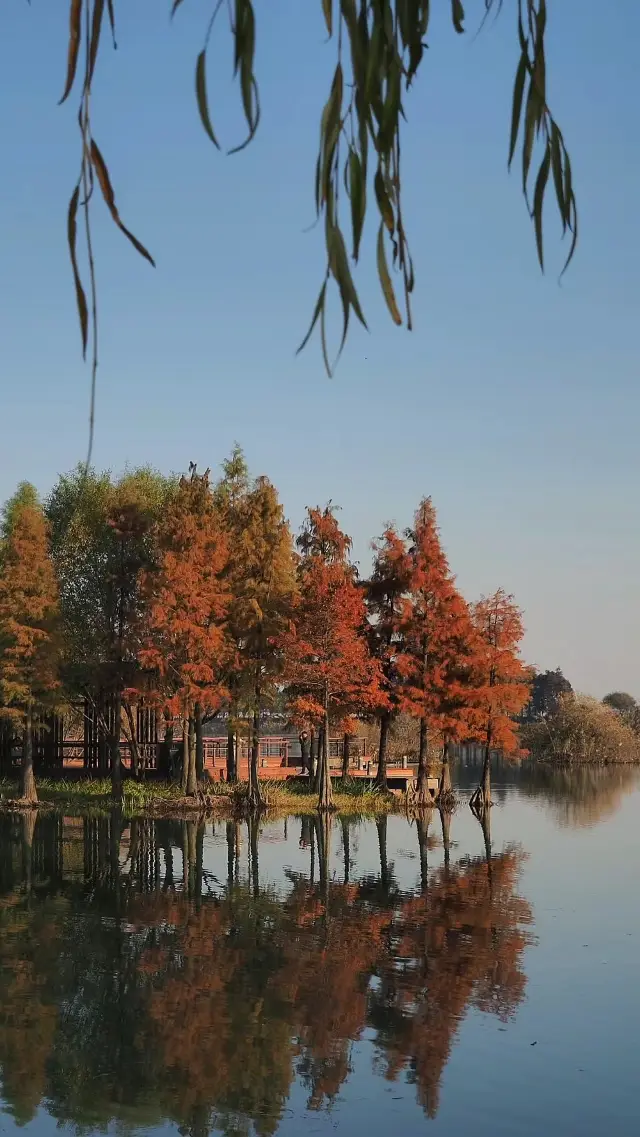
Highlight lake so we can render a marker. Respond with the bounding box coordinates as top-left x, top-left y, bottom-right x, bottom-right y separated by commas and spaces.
0, 763, 638, 1137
